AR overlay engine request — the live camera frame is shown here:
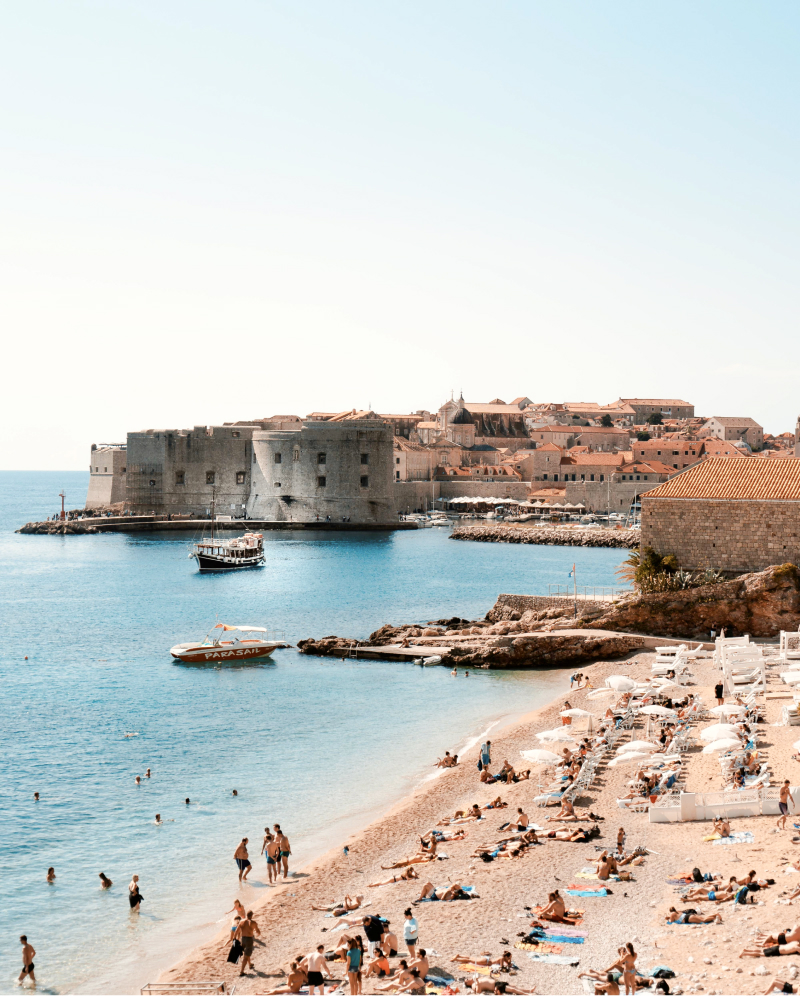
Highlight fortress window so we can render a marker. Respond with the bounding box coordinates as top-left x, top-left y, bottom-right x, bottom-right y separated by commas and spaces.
274, 453, 282, 464
149, 479, 156, 487
396, 470, 400, 480
317, 476, 326, 487
122, 467, 126, 473
175, 471, 185, 485
360, 453, 369, 465
104, 467, 108, 473
600, 475, 604, 481
318, 452, 326, 465
232, 431, 240, 438
236, 472, 246, 485
293, 447, 300, 462
274, 482, 281, 487
206, 471, 215, 484
396, 457, 400, 465
94, 467, 98, 472
360, 476, 369, 488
